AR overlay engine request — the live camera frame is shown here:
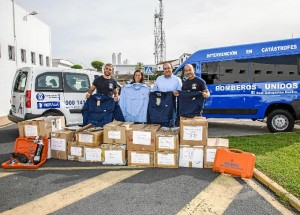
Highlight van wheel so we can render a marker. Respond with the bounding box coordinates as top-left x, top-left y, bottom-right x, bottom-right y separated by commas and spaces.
267, 110, 294, 133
